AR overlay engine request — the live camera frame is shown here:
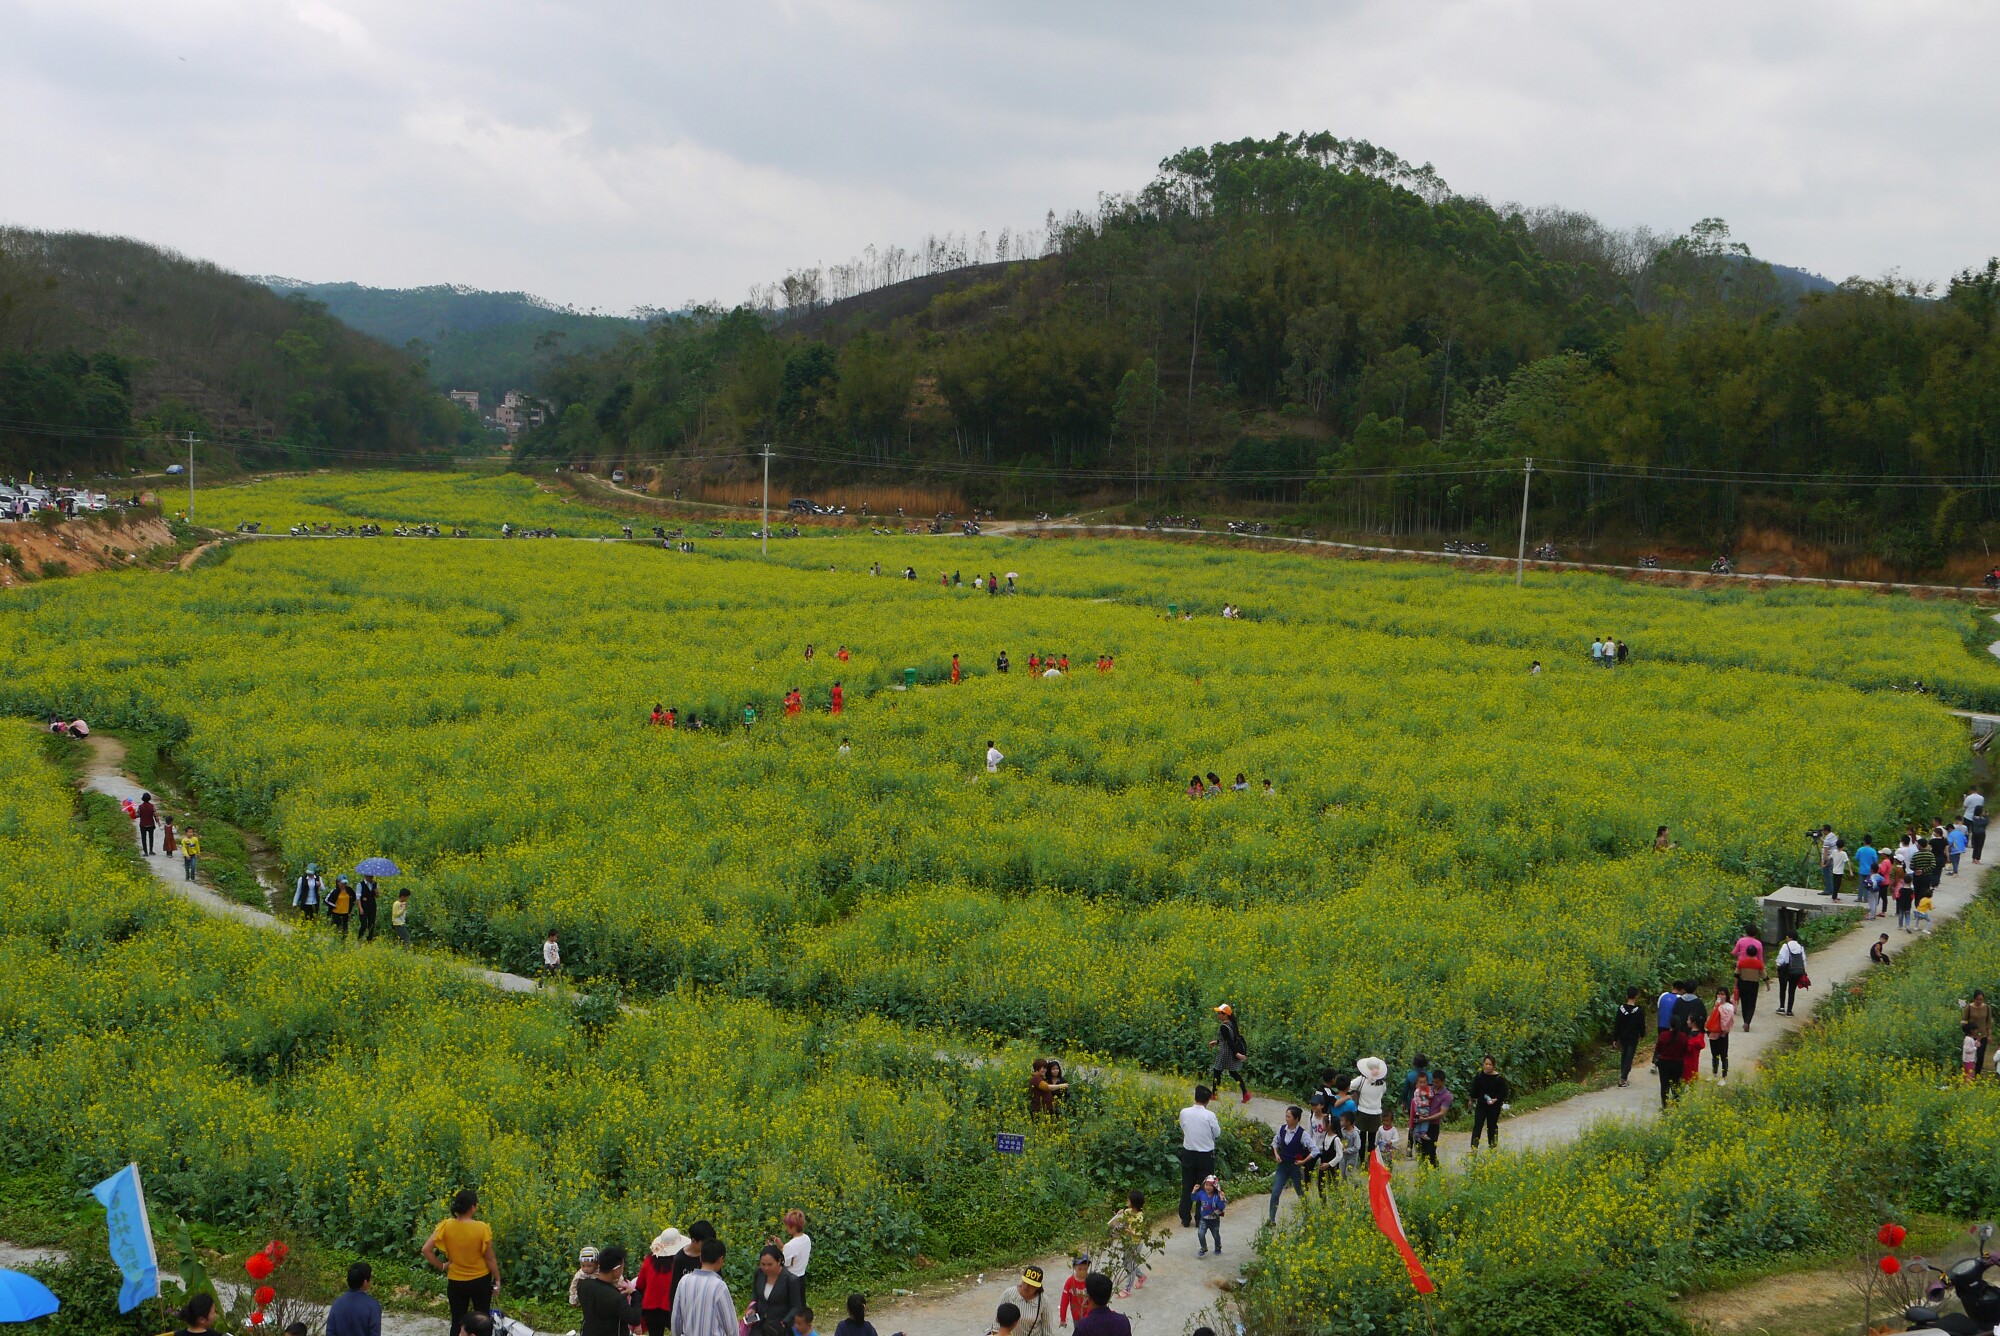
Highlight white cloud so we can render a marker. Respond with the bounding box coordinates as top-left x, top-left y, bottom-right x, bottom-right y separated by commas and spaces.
1, 0, 1996, 307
